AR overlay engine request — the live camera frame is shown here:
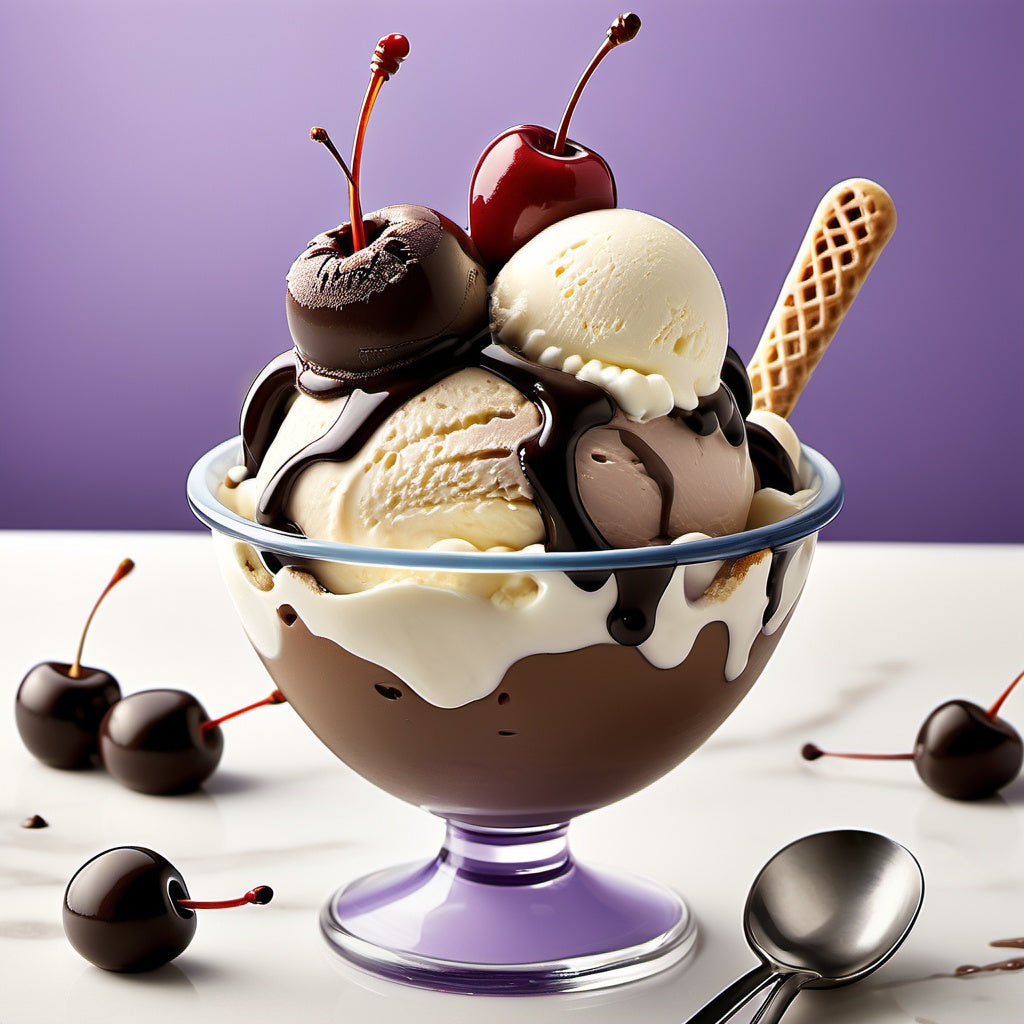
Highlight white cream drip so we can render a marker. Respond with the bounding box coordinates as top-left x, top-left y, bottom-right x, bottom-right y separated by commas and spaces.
214, 531, 815, 710
521, 329, 676, 422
